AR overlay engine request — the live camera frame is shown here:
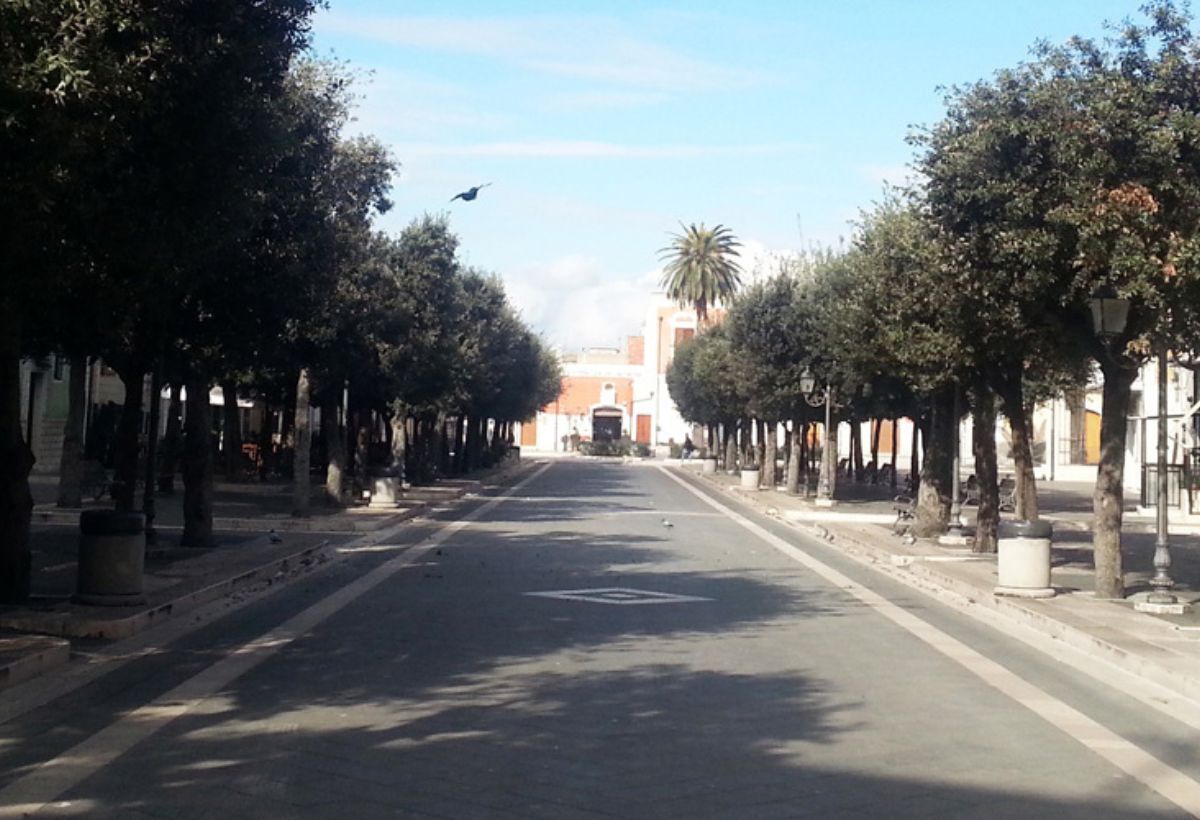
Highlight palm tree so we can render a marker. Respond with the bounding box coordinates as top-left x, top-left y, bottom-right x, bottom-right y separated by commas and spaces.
658, 223, 743, 324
